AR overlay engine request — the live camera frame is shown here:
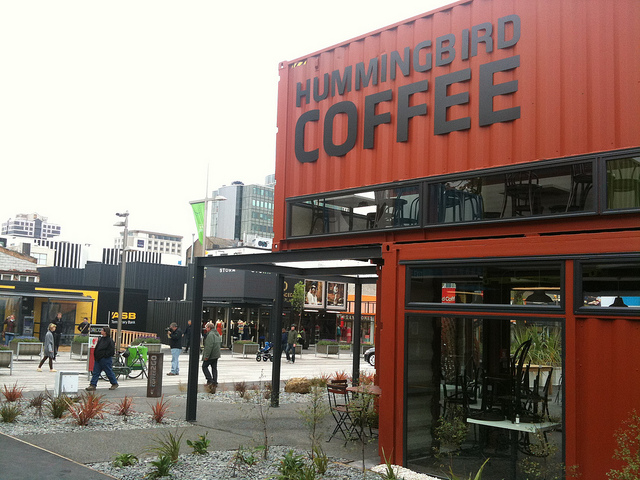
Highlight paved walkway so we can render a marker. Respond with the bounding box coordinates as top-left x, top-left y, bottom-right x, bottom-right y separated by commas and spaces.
0, 346, 378, 480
